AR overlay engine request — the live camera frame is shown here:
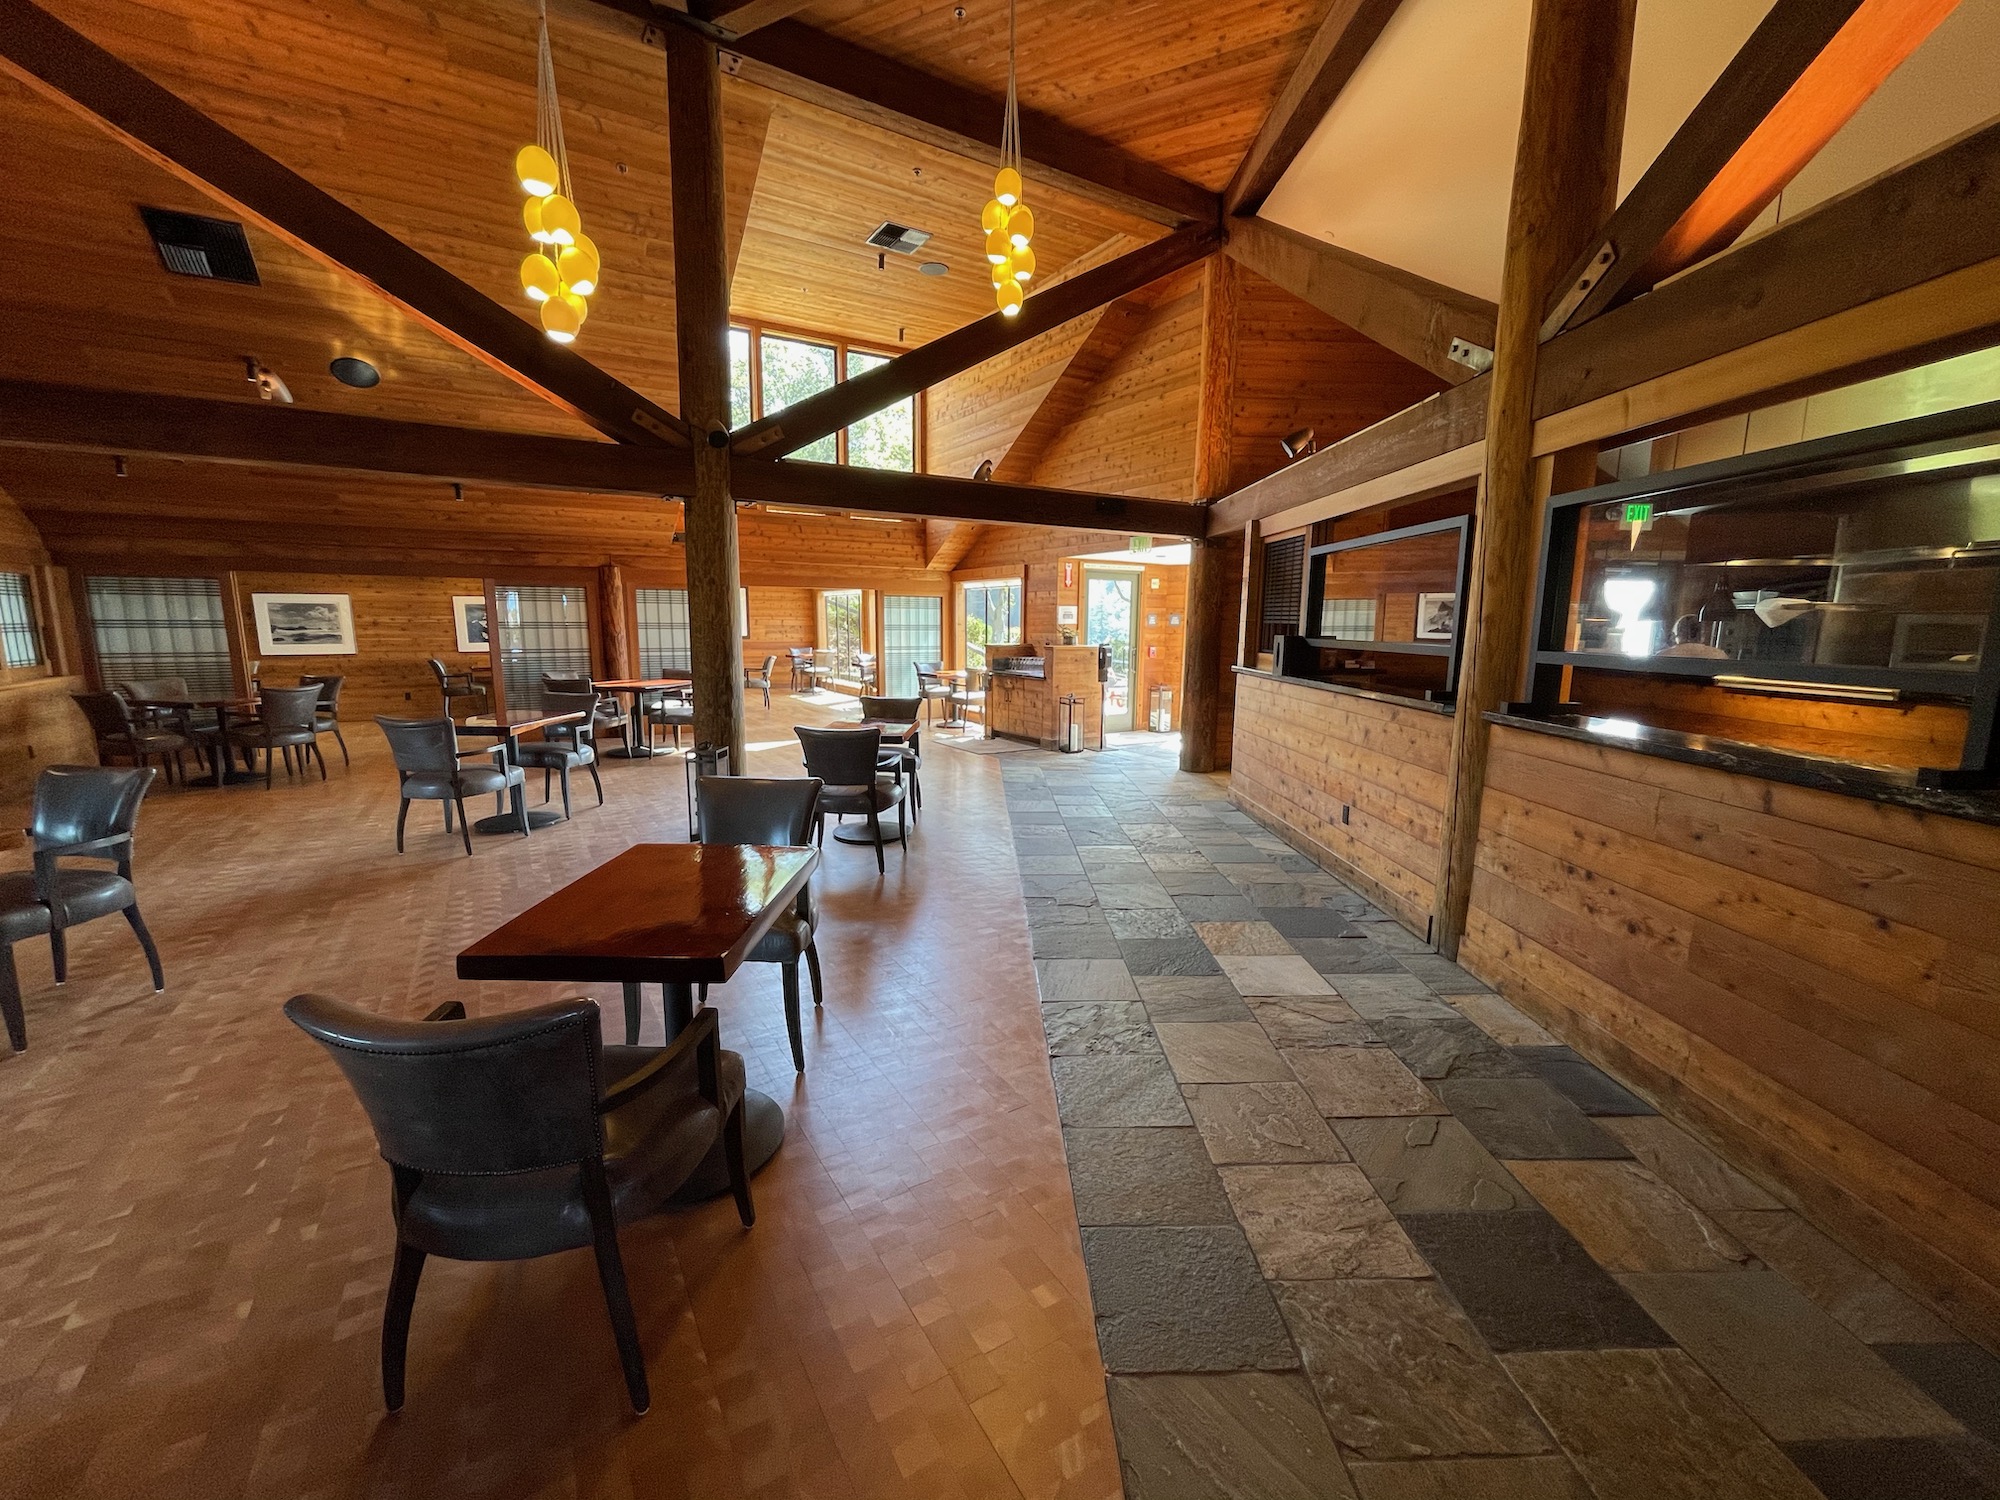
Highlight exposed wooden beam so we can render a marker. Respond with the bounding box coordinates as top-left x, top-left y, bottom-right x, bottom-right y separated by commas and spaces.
1543, 0, 1957, 335
1224, 215, 1498, 384
0, 381, 1202, 534
1225, 0, 1406, 216
734, 225, 1221, 457
586, 2, 1218, 227
0, 0, 689, 450
692, 0, 815, 37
